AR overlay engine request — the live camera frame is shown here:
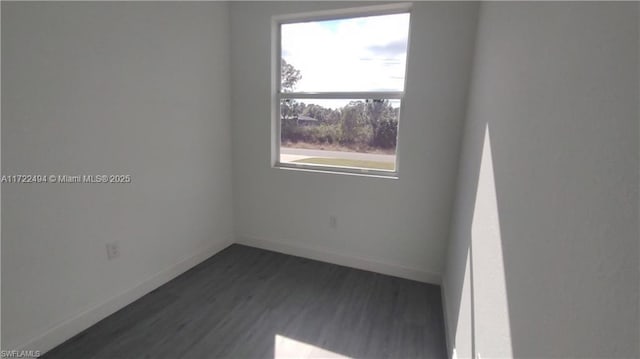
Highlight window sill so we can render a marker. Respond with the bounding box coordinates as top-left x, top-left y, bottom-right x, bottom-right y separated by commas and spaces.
274, 162, 399, 179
